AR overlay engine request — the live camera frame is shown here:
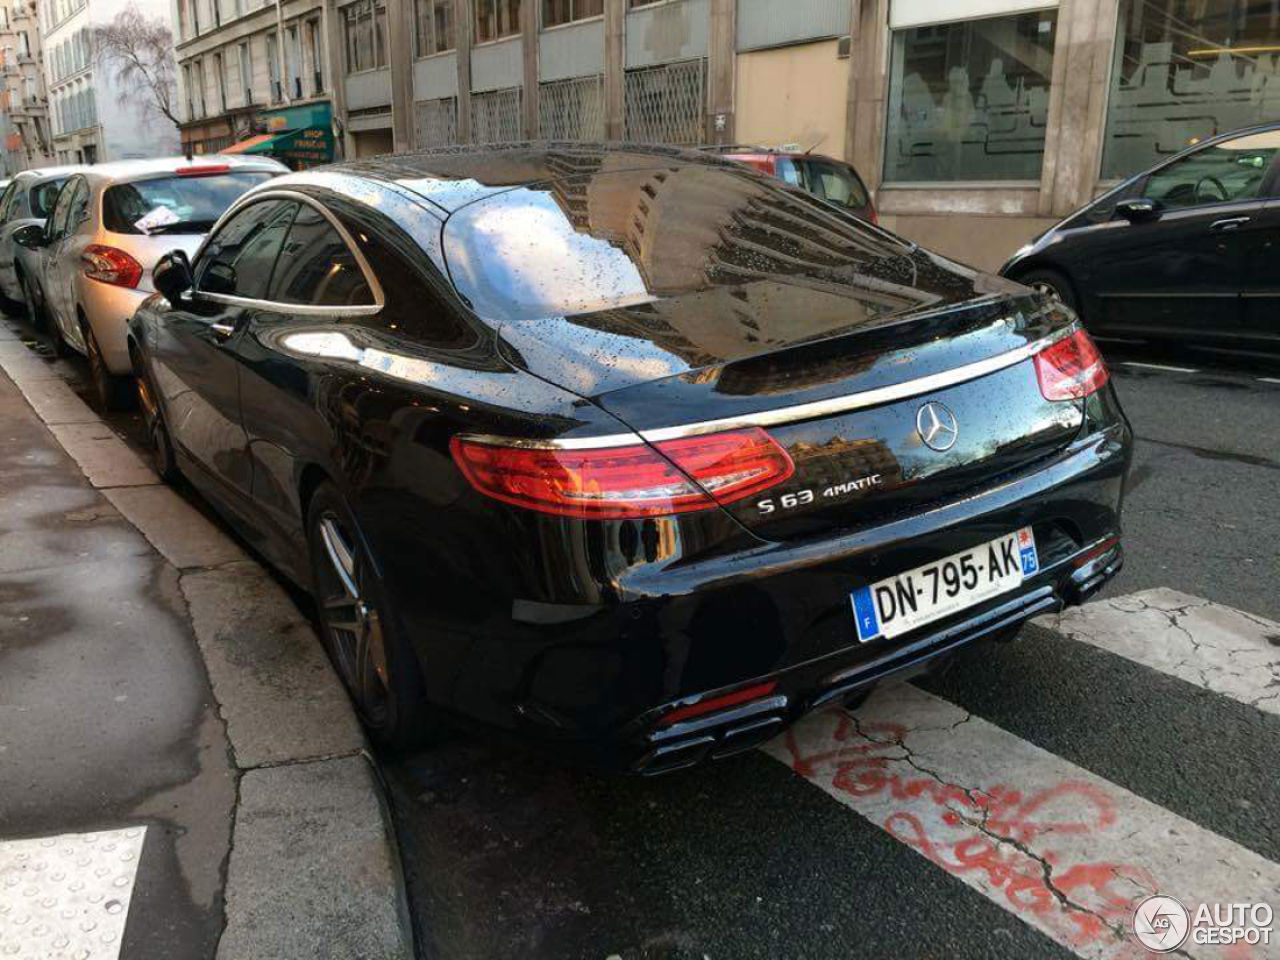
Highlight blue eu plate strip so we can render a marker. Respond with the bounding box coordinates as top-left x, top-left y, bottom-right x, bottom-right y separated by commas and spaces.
852, 586, 881, 643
